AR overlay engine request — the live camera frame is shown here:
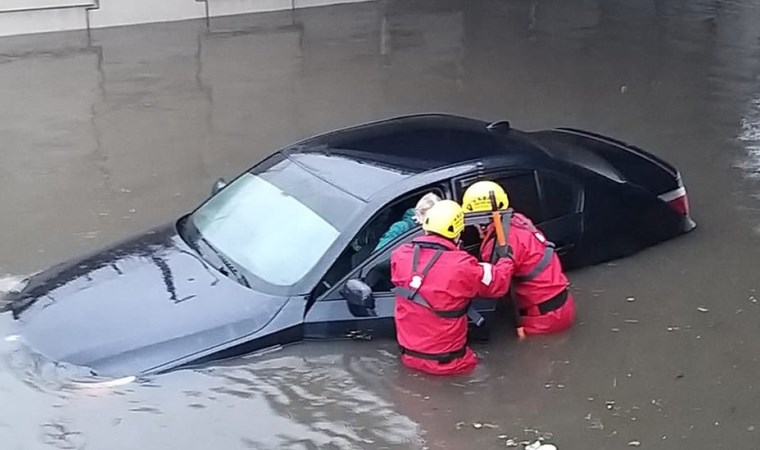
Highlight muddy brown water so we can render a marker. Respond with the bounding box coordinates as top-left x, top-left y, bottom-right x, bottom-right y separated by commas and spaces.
2, 0, 760, 448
